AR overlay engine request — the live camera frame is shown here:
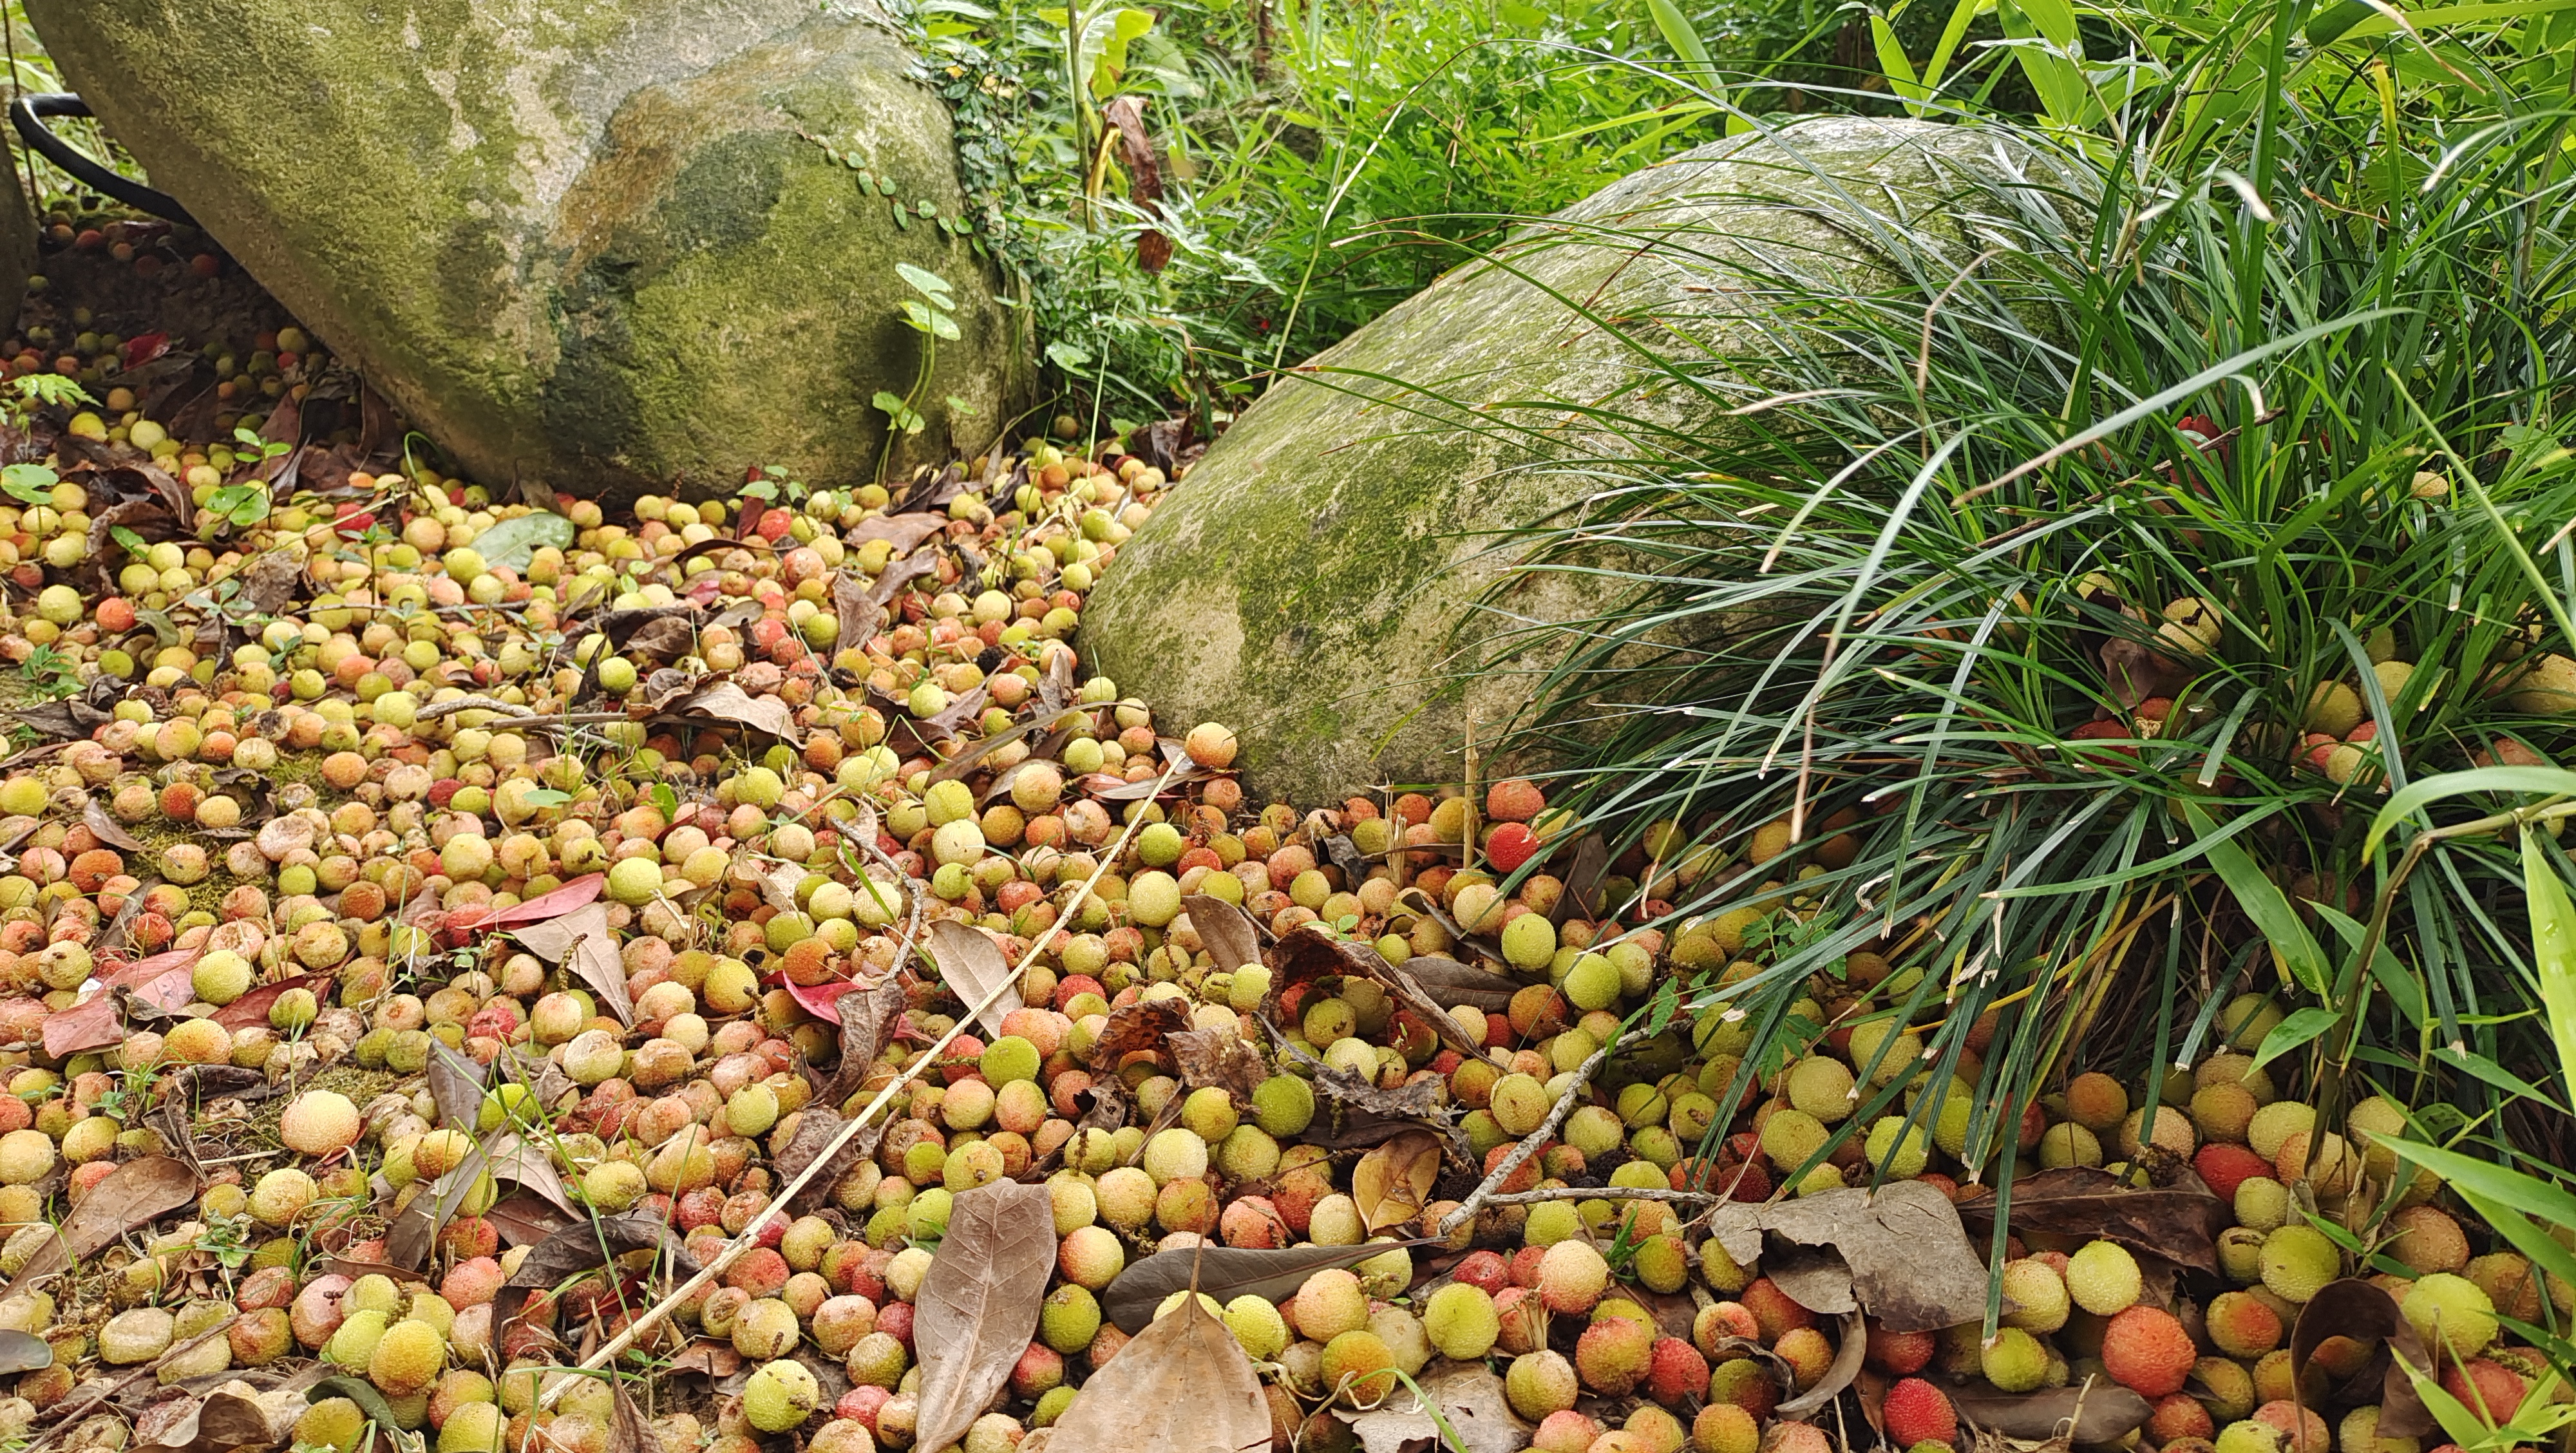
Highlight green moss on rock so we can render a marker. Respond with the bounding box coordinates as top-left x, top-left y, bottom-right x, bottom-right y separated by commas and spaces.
23, 0, 1028, 500
1085, 117, 2038, 801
